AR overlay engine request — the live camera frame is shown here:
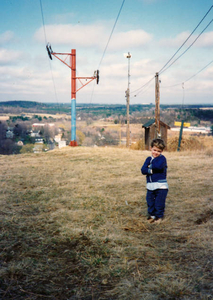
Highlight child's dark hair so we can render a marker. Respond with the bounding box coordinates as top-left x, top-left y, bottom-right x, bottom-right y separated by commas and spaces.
151, 138, 166, 151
